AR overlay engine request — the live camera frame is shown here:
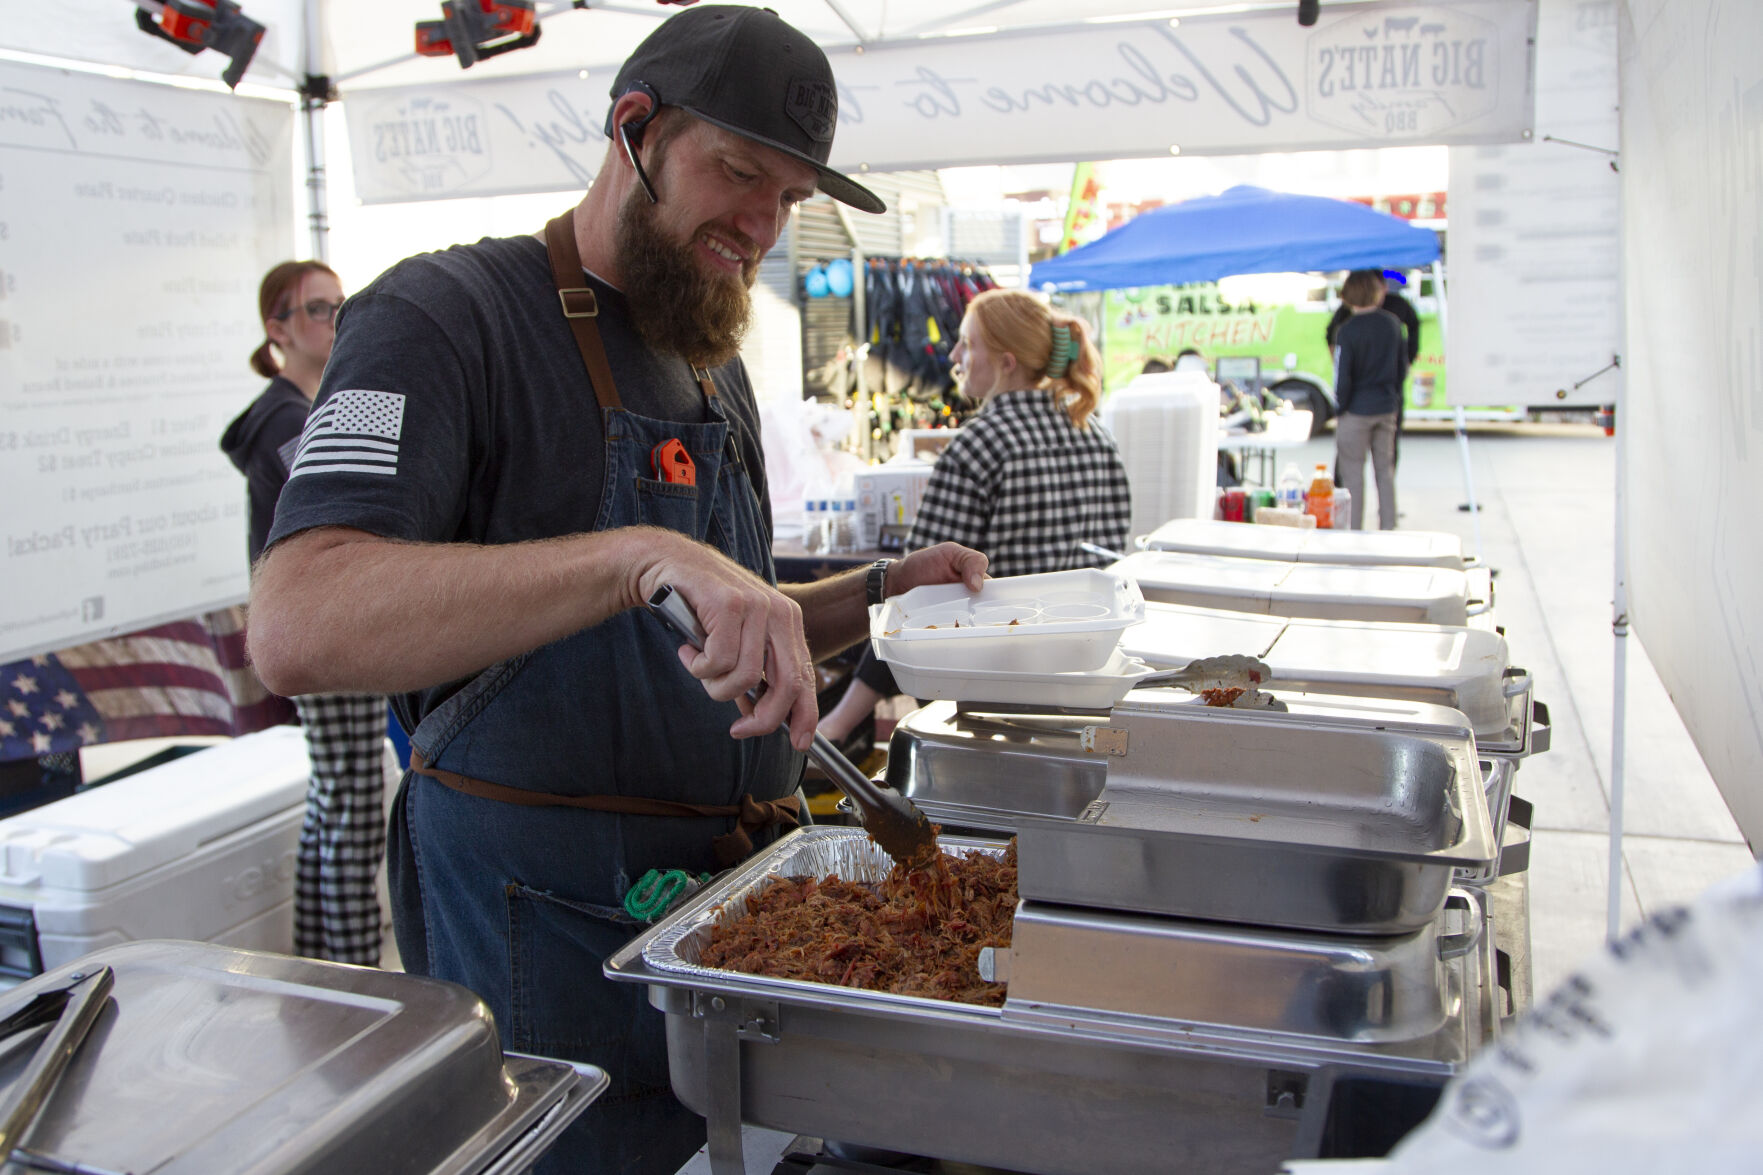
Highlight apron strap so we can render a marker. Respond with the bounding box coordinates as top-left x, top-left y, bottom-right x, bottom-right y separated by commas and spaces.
410, 749, 800, 869
544, 212, 623, 412
692, 365, 718, 400
543, 211, 720, 407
